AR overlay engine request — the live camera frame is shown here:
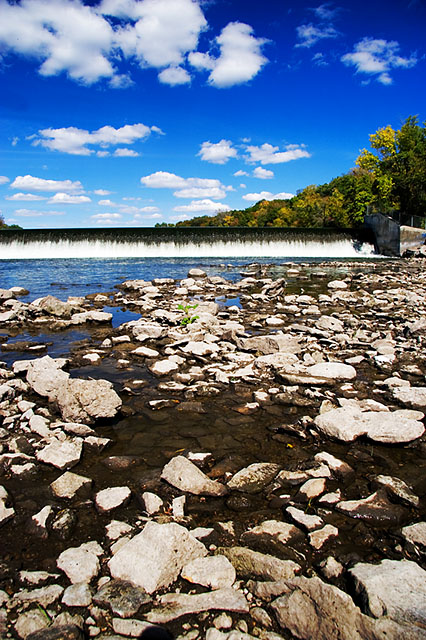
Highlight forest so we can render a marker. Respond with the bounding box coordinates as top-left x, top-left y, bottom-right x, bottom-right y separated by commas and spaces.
159, 116, 426, 229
